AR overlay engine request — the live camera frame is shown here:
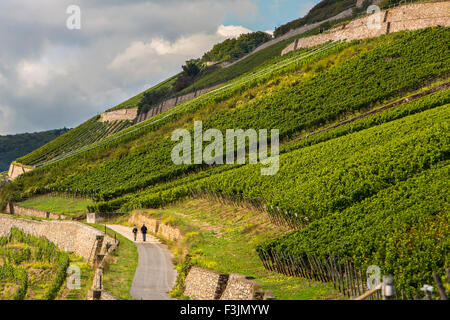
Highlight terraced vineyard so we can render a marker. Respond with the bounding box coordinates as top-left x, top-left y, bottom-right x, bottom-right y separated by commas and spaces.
17, 118, 133, 166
